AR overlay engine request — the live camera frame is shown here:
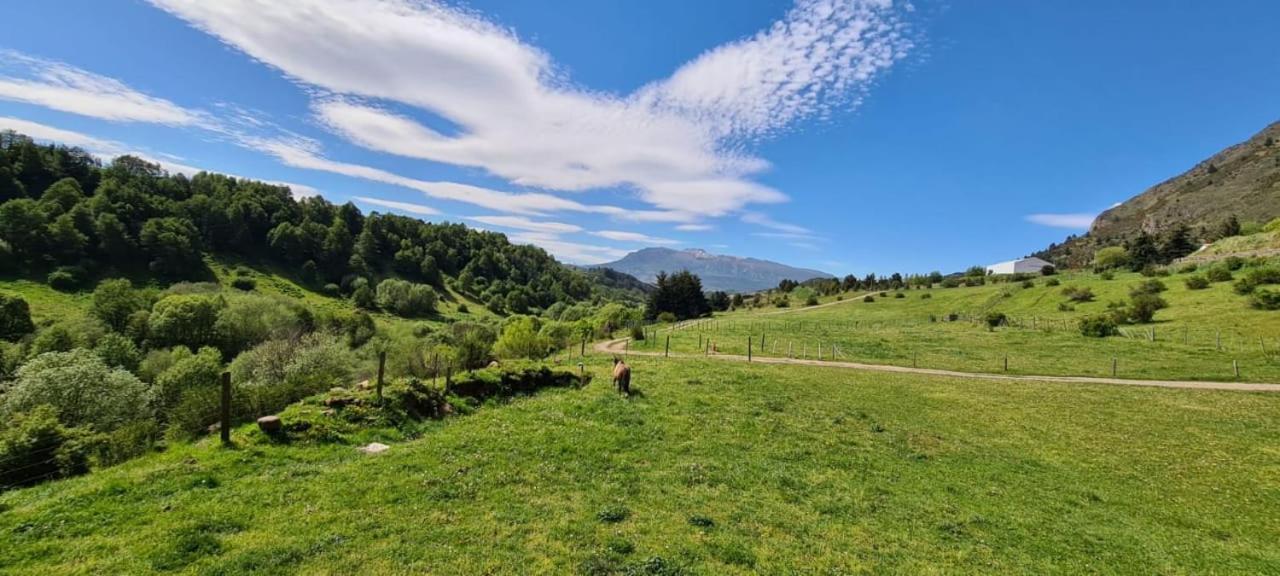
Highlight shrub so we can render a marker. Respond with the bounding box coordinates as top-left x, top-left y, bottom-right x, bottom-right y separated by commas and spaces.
863, 295, 875, 303
446, 363, 583, 401
1178, 263, 1199, 274
214, 294, 306, 355
657, 311, 677, 324
1264, 217, 1280, 233
1224, 256, 1246, 270
456, 303, 469, 314
94, 332, 141, 371
1206, 266, 1233, 282
47, 266, 87, 291
322, 283, 341, 297
1062, 286, 1095, 302
230, 277, 256, 291
91, 279, 148, 332
984, 312, 1007, 330
148, 294, 224, 349
154, 346, 225, 419
230, 333, 355, 420
940, 277, 961, 288
1057, 302, 1075, 312
29, 316, 108, 356
1040, 265, 1056, 276
1045, 277, 1061, 287
1092, 246, 1129, 270
629, 324, 645, 341
375, 279, 438, 317
1126, 294, 1168, 323
0, 405, 99, 489
807, 295, 821, 305
493, 316, 552, 360
2, 349, 152, 432
0, 292, 35, 341
946, 312, 960, 322
1100, 271, 1115, 281
1184, 275, 1210, 290
1250, 289, 1280, 310
920, 292, 932, 299
1020, 279, 1035, 289
1130, 278, 1167, 296
1079, 315, 1118, 337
